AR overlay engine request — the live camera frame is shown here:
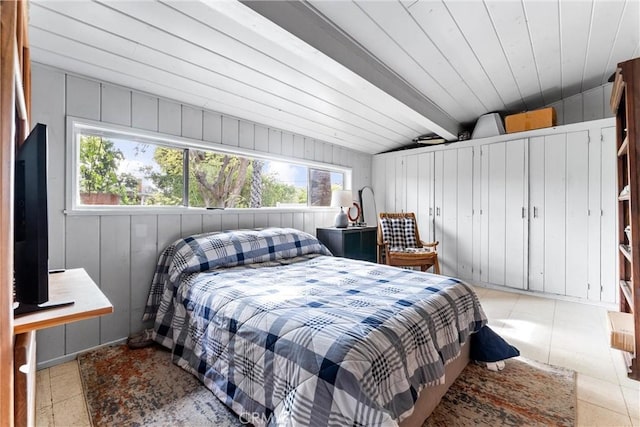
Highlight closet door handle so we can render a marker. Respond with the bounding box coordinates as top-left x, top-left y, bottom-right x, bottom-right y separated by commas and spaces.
533, 206, 539, 218
436, 207, 440, 216
429, 207, 433, 216
522, 207, 525, 218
